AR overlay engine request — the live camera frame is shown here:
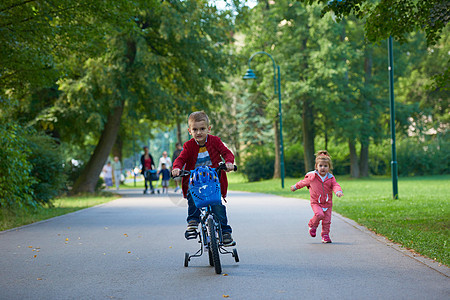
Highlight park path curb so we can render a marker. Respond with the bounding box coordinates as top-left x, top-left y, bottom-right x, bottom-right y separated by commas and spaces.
332, 211, 450, 277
